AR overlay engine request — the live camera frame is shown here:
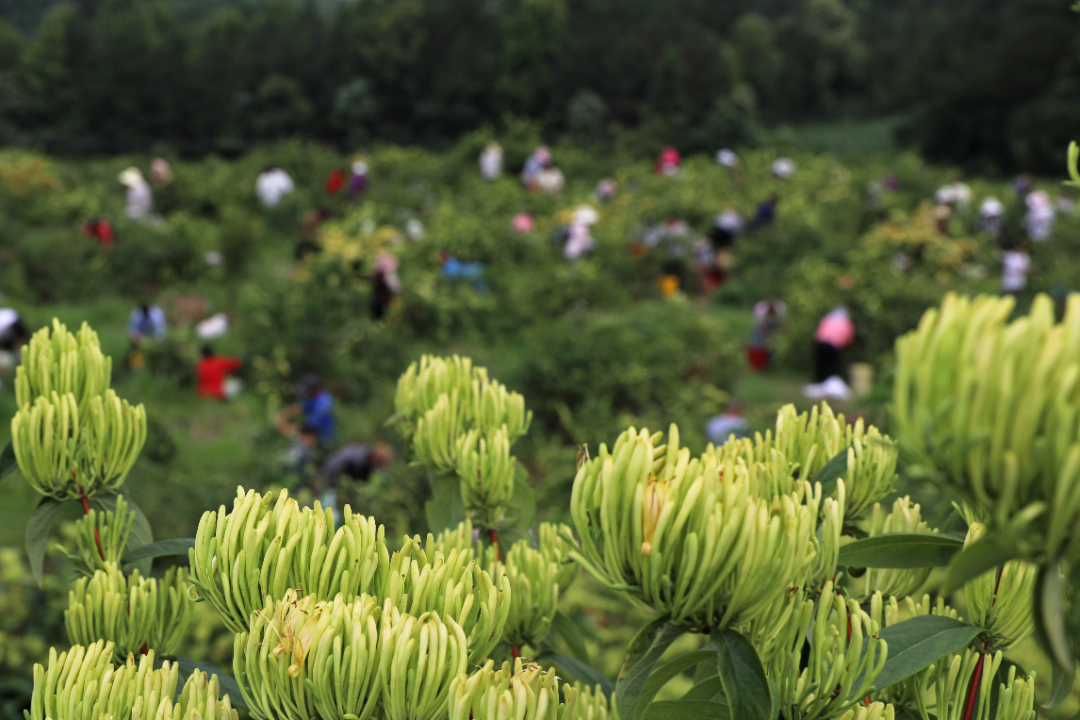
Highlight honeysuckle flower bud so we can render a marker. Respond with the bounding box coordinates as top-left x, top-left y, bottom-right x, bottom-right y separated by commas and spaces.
58, 494, 134, 577
26, 641, 236, 720
571, 424, 818, 631
12, 389, 146, 500
892, 293, 1080, 563
384, 536, 510, 664
448, 659, 579, 720
378, 603, 469, 720
812, 483, 846, 585
856, 497, 936, 600
766, 582, 887, 720
963, 523, 1037, 651
917, 649, 1035, 720
486, 539, 560, 648
568, 684, 614, 720
458, 426, 516, 522
65, 563, 193, 661
189, 487, 389, 633
539, 522, 579, 591
835, 702, 895, 720
15, 319, 112, 413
